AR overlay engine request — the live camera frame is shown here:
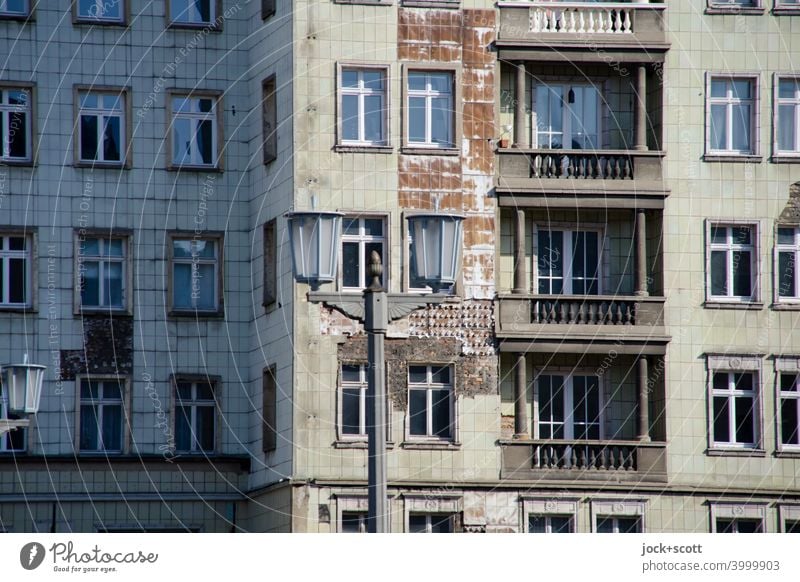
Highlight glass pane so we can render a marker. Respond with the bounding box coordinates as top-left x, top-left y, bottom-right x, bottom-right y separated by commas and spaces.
430, 97, 452, 145
341, 95, 358, 141
731, 250, 751, 297
778, 104, 797, 151
196, 383, 214, 400
408, 515, 428, 533
431, 389, 451, 438
9, 258, 25, 303
193, 239, 215, 258
781, 399, 799, 445
80, 405, 99, 450
102, 381, 121, 400
779, 79, 800, 99
573, 231, 586, 279
778, 227, 796, 245
196, 406, 215, 451
103, 116, 121, 161
3, 0, 26, 14
429, 515, 453, 533
105, 261, 123, 307
81, 261, 100, 306
710, 250, 728, 296
106, 238, 124, 257
172, 240, 193, 258
173, 118, 191, 164
175, 406, 191, 451
529, 516, 547, 533
176, 382, 192, 401
364, 219, 383, 237
781, 373, 799, 393
363, 70, 384, 91
103, 94, 122, 110
343, 218, 359, 236
430, 366, 450, 385
732, 80, 751, 100
731, 104, 751, 151
710, 79, 727, 98
713, 396, 730, 442
341, 69, 359, 89
364, 95, 383, 143
196, 119, 214, 164
596, 517, 614, 533
551, 516, 571, 533
735, 397, 754, 444
81, 380, 98, 400
734, 372, 753, 392
787, 520, 800, 533
409, 390, 427, 435
617, 518, 640, 534
341, 365, 361, 383
342, 388, 362, 435
711, 226, 727, 245
172, 96, 191, 113
710, 104, 727, 150
173, 263, 192, 309
408, 97, 426, 143
80, 115, 98, 160
8, 236, 25, 251
101, 405, 122, 451
342, 242, 360, 288
408, 73, 426, 92
736, 519, 762, 534
717, 519, 735, 533
195, 263, 216, 309
429, 73, 451, 94
409, 366, 427, 384
197, 98, 213, 113
341, 513, 365, 533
